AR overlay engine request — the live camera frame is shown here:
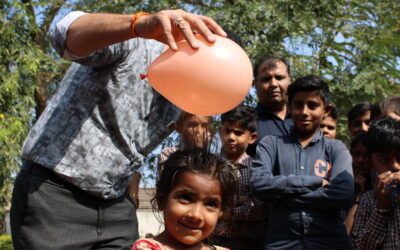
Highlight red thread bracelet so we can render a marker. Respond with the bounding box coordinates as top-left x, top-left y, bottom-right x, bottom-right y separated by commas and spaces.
131, 12, 150, 37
